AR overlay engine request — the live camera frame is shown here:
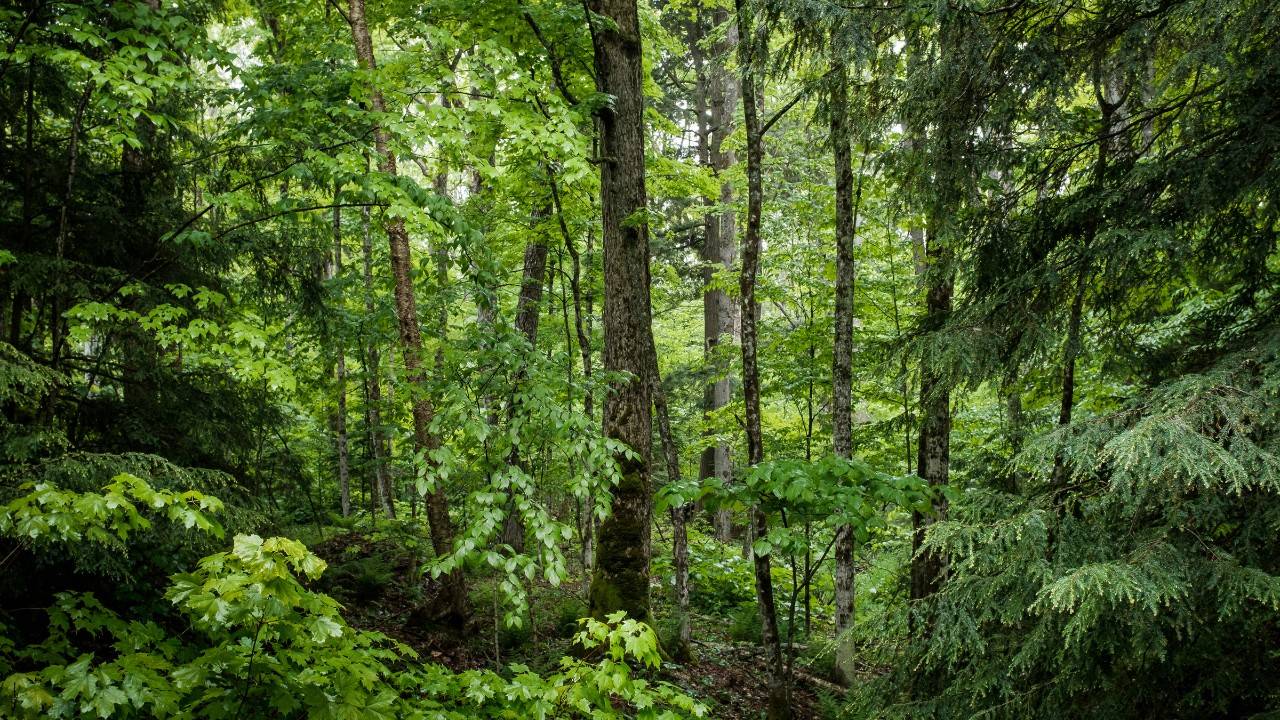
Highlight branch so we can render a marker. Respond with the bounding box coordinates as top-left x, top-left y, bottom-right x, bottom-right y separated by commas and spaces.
211, 202, 386, 241
518, 0, 580, 106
